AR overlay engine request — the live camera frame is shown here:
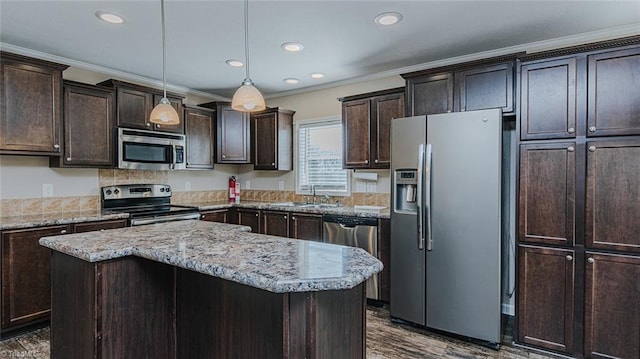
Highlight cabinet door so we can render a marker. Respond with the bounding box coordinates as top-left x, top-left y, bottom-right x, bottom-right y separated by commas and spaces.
73, 219, 127, 233
289, 213, 322, 241
0, 57, 63, 153
406, 73, 454, 116
587, 47, 640, 137
520, 58, 577, 140
517, 245, 574, 354
185, 107, 215, 169
200, 210, 228, 223
117, 87, 152, 130
372, 92, 404, 168
342, 99, 371, 168
153, 94, 184, 134
61, 83, 115, 167
457, 62, 514, 113
584, 252, 640, 359
252, 111, 278, 170
1, 225, 69, 330
237, 209, 260, 233
585, 140, 640, 253
217, 105, 250, 163
519, 143, 575, 246
262, 211, 289, 237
